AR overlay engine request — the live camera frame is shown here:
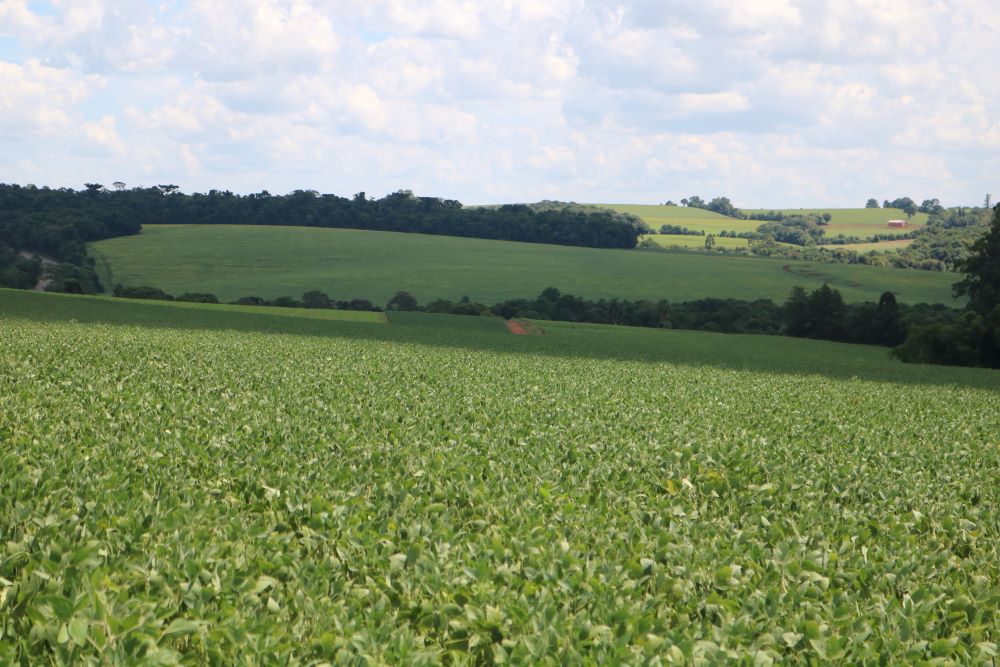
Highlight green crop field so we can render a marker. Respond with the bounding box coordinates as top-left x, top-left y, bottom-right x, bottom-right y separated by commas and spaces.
2, 289, 998, 663
744, 208, 931, 227
600, 204, 748, 236
90, 225, 959, 306
642, 234, 749, 250
743, 208, 929, 239
600, 204, 927, 239
820, 239, 916, 253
